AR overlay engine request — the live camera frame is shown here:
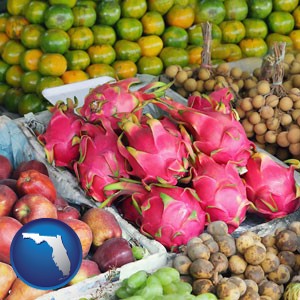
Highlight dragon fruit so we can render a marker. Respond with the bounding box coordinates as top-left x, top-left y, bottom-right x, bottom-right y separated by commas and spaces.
192, 153, 251, 233
77, 77, 170, 130
137, 184, 206, 251
73, 117, 129, 204
242, 151, 300, 220
117, 114, 193, 185
152, 93, 254, 167
38, 98, 84, 169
